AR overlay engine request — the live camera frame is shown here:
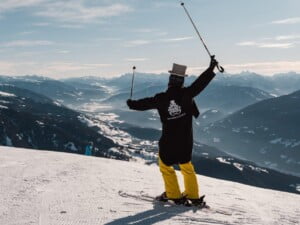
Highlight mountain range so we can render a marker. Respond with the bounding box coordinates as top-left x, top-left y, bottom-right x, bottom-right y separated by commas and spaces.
0, 85, 127, 160
198, 89, 300, 176
1, 72, 300, 193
